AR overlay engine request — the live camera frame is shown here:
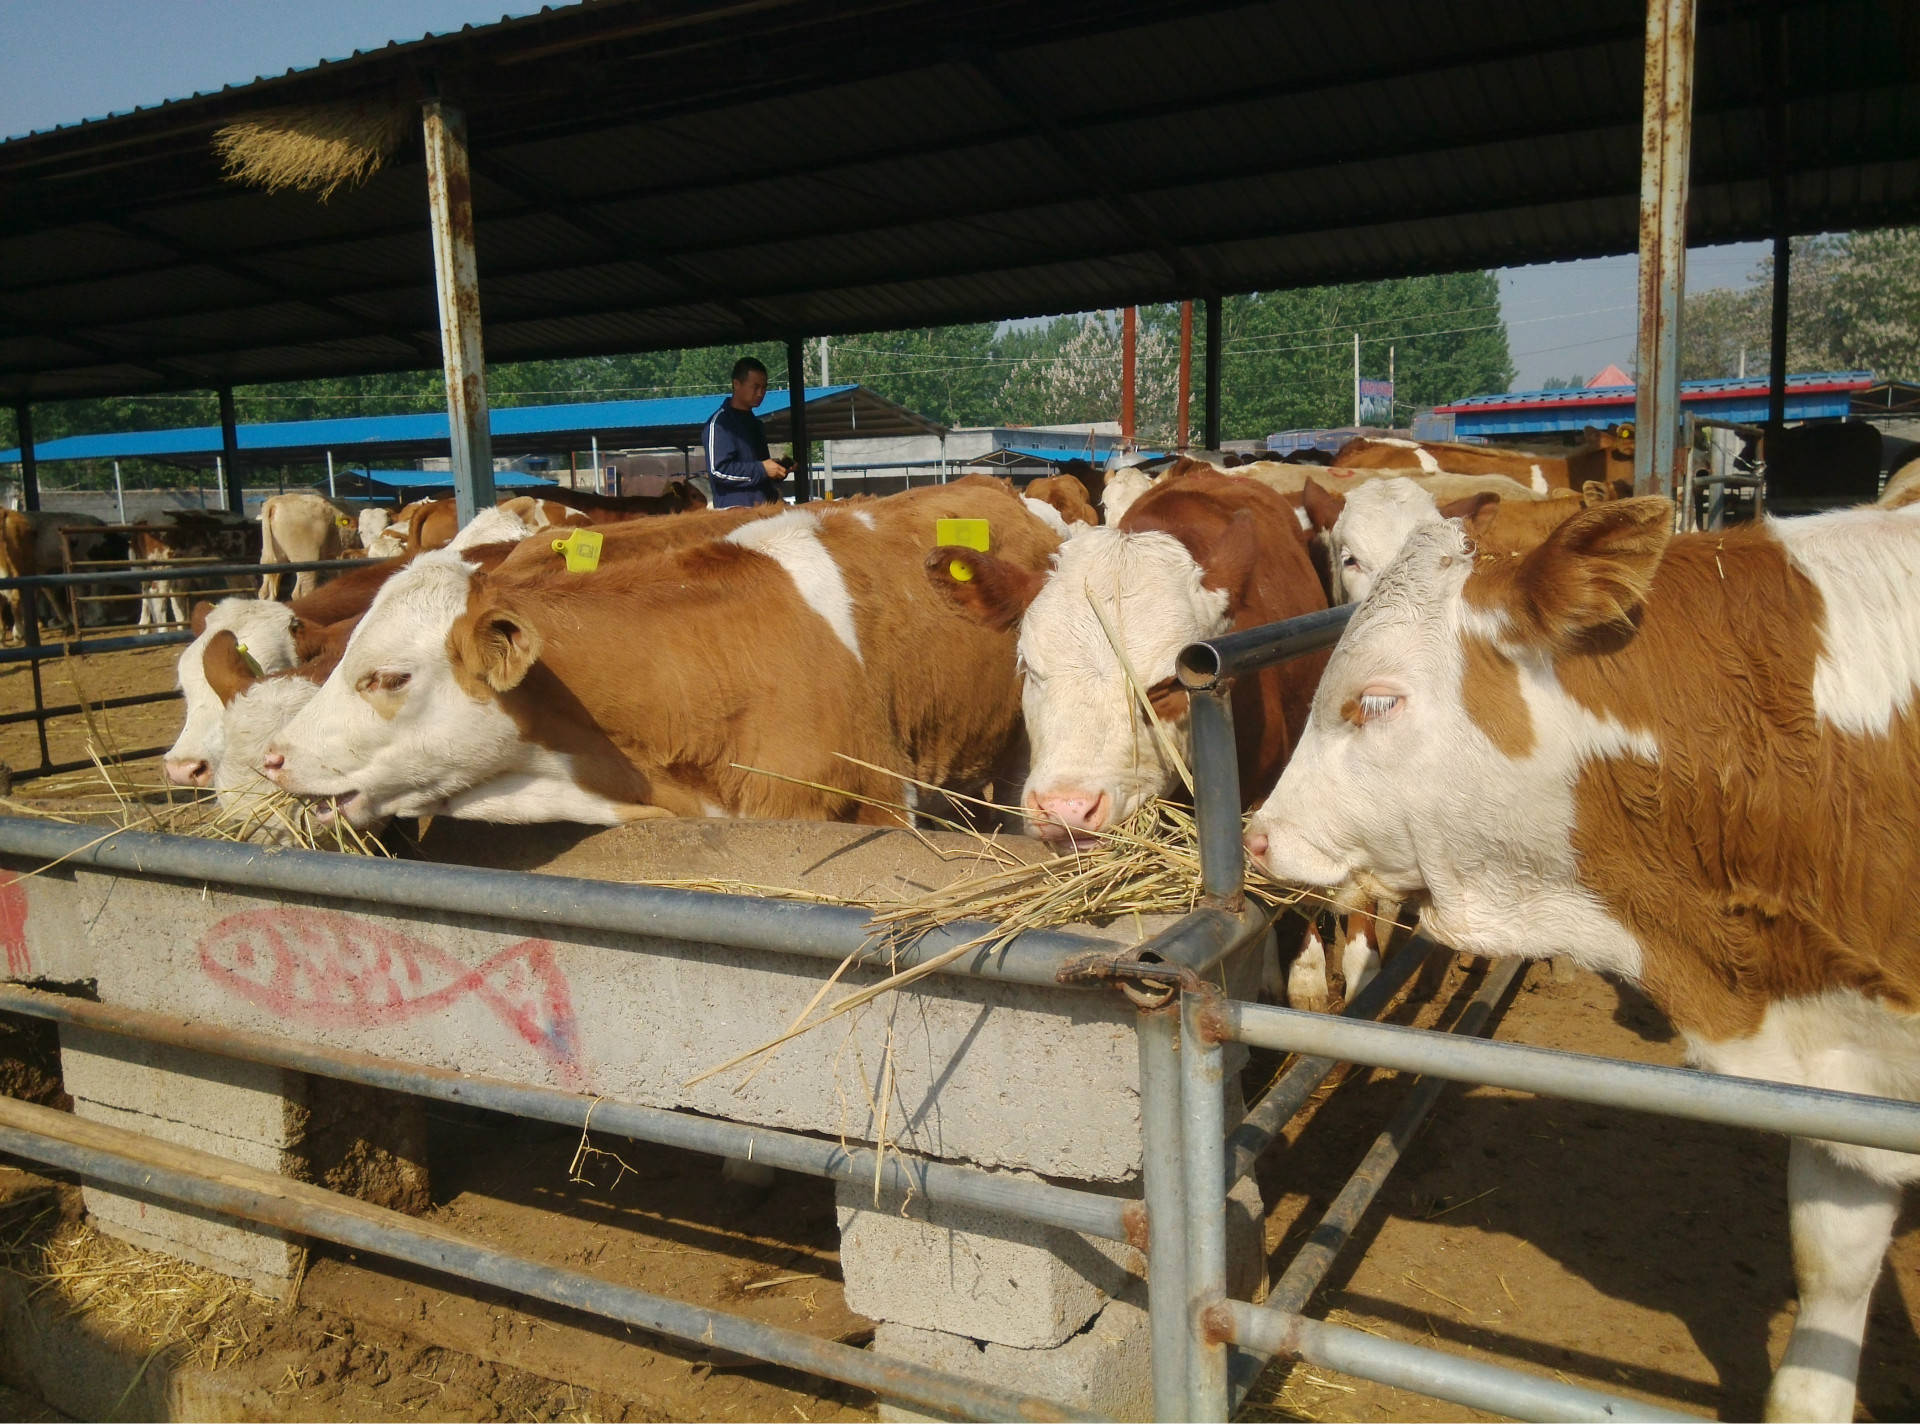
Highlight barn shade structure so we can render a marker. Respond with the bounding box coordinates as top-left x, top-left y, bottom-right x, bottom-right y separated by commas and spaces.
3, 0, 1918, 502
